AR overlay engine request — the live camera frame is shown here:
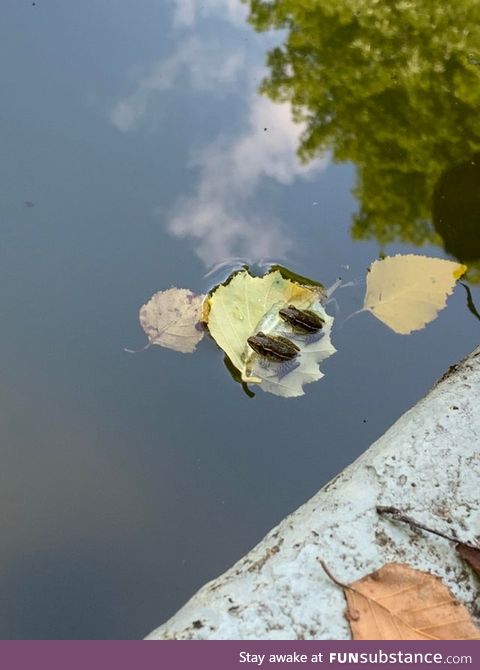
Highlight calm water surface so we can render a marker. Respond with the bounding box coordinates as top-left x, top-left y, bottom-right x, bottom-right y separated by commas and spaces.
1, 1, 479, 638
